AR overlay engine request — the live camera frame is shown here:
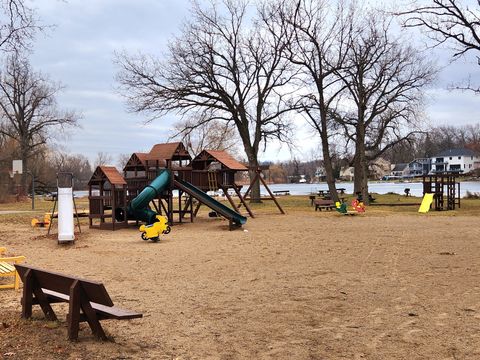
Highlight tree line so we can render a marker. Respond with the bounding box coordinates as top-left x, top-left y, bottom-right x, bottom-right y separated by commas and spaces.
265, 123, 480, 183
